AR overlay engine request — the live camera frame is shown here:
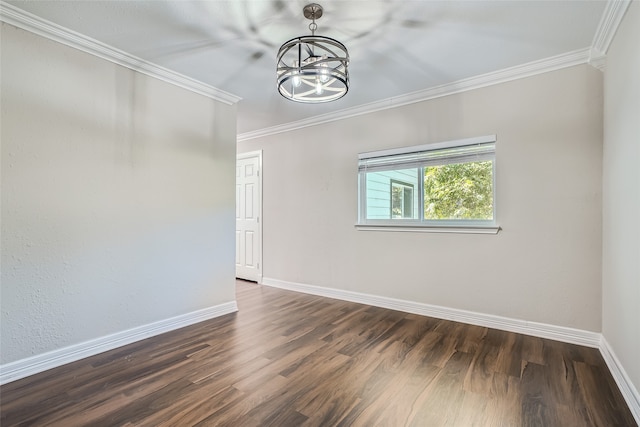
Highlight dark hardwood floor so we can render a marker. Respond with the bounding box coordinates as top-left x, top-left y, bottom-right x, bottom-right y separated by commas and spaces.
1, 280, 636, 426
